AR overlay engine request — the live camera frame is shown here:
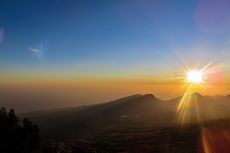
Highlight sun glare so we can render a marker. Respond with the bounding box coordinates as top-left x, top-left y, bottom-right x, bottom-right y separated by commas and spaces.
186, 70, 204, 84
